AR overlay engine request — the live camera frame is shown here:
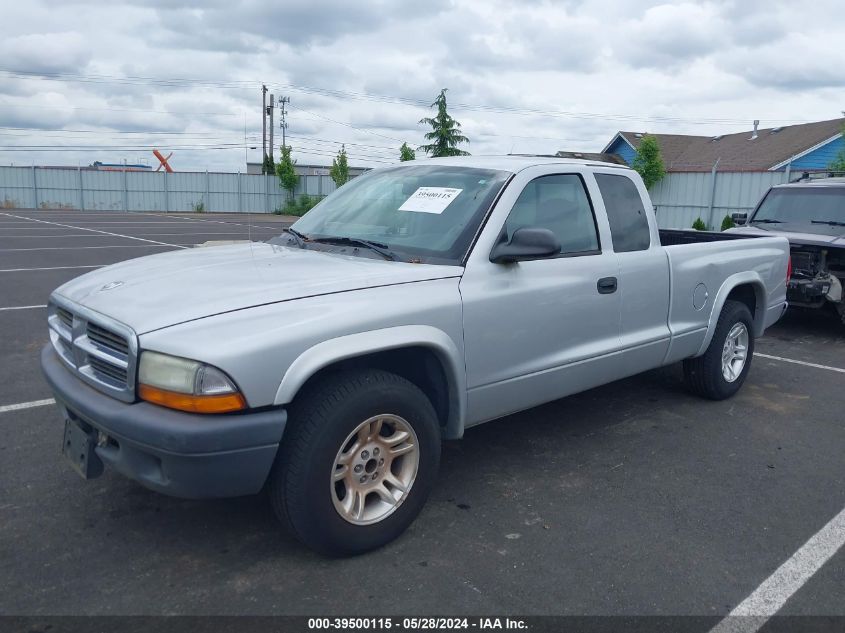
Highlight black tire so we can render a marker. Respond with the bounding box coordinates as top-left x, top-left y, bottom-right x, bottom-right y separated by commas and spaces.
268, 369, 441, 556
684, 299, 755, 400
